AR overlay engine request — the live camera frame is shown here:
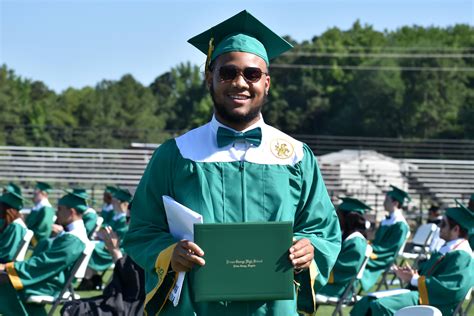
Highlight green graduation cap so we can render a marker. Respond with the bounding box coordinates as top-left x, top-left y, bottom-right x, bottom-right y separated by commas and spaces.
58, 191, 89, 214
386, 185, 411, 206
188, 10, 293, 69
445, 200, 474, 231
72, 188, 90, 200
470, 194, 474, 201
36, 181, 52, 193
4, 182, 22, 196
338, 197, 372, 214
105, 186, 117, 194
0, 186, 27, 210
113, 187, 132, 203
